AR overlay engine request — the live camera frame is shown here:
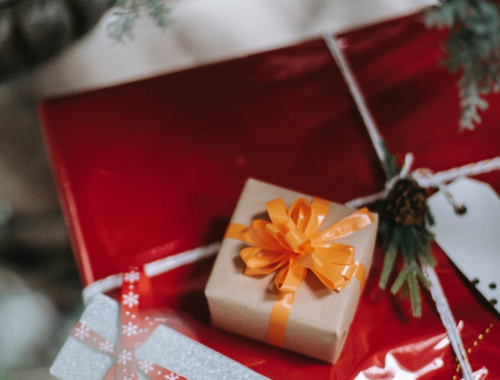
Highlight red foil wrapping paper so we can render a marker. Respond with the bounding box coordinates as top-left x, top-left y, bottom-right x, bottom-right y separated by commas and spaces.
41, 13, 500, 380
